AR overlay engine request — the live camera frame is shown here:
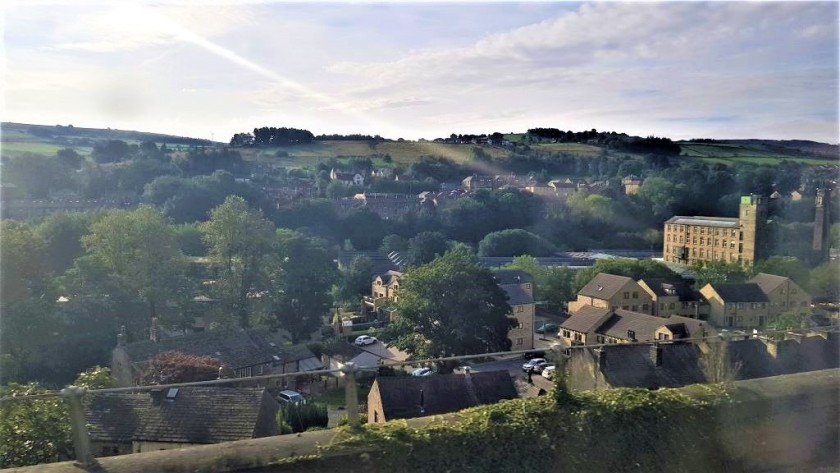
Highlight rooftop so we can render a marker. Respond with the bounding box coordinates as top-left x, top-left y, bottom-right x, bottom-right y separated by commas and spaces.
665, 216, 740, 228
707, 283, 770, 303
577, 273, 634, 299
